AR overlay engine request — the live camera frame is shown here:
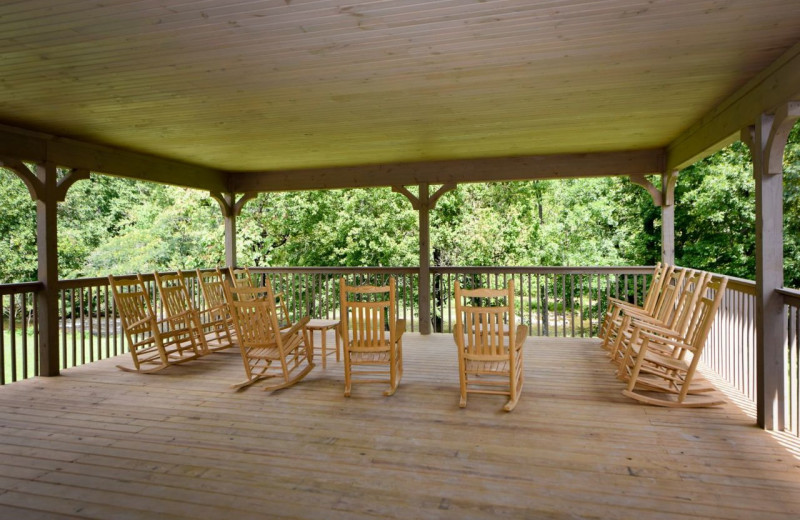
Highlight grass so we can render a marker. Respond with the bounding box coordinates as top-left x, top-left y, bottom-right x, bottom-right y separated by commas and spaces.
2, 326, 125, 384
